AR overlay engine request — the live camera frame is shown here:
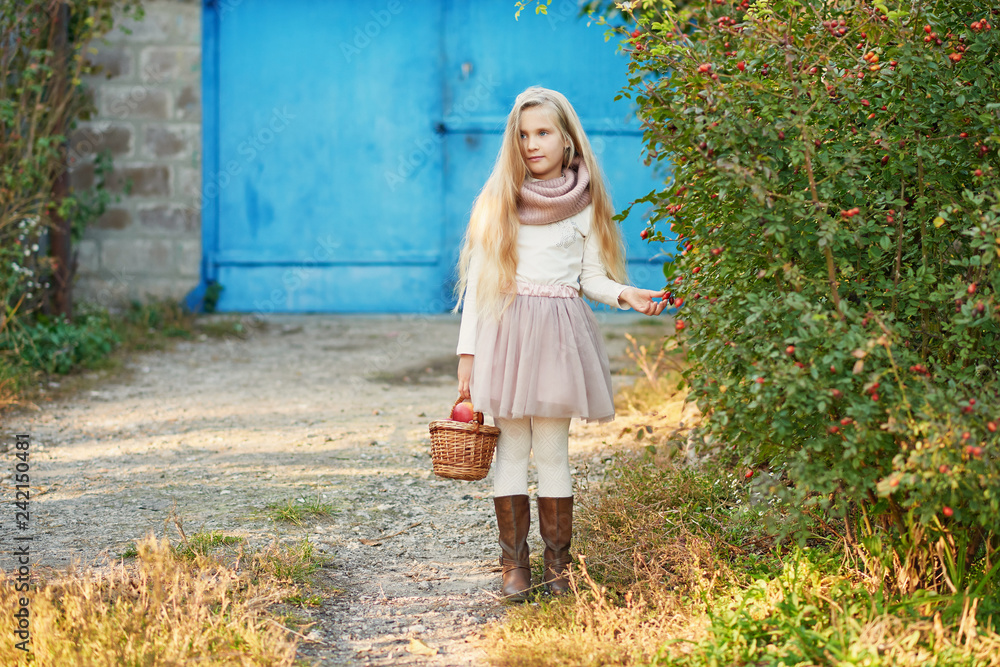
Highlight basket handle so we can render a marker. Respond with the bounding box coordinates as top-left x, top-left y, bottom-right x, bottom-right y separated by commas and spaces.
451, 397, 485, 426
